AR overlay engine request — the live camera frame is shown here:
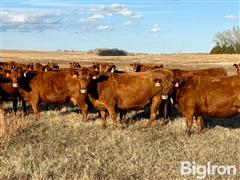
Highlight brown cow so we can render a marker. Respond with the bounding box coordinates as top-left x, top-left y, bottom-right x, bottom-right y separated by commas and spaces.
13, 68, 93, 121
161, 67, 228, 119
87, 68, 175, 128
92, 63, 116, 73
69, 62, 81, 69
176, 75, 240, 135
45, 62, 60, 71
0, 68, 26, 114
130, 63, 164, 72
233, 63, 240, 74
